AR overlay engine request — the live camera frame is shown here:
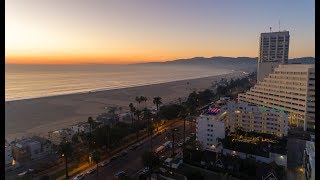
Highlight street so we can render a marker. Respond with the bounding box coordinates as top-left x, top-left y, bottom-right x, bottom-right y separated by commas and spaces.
77, 119, 195, 180
286, 137, 307, 180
